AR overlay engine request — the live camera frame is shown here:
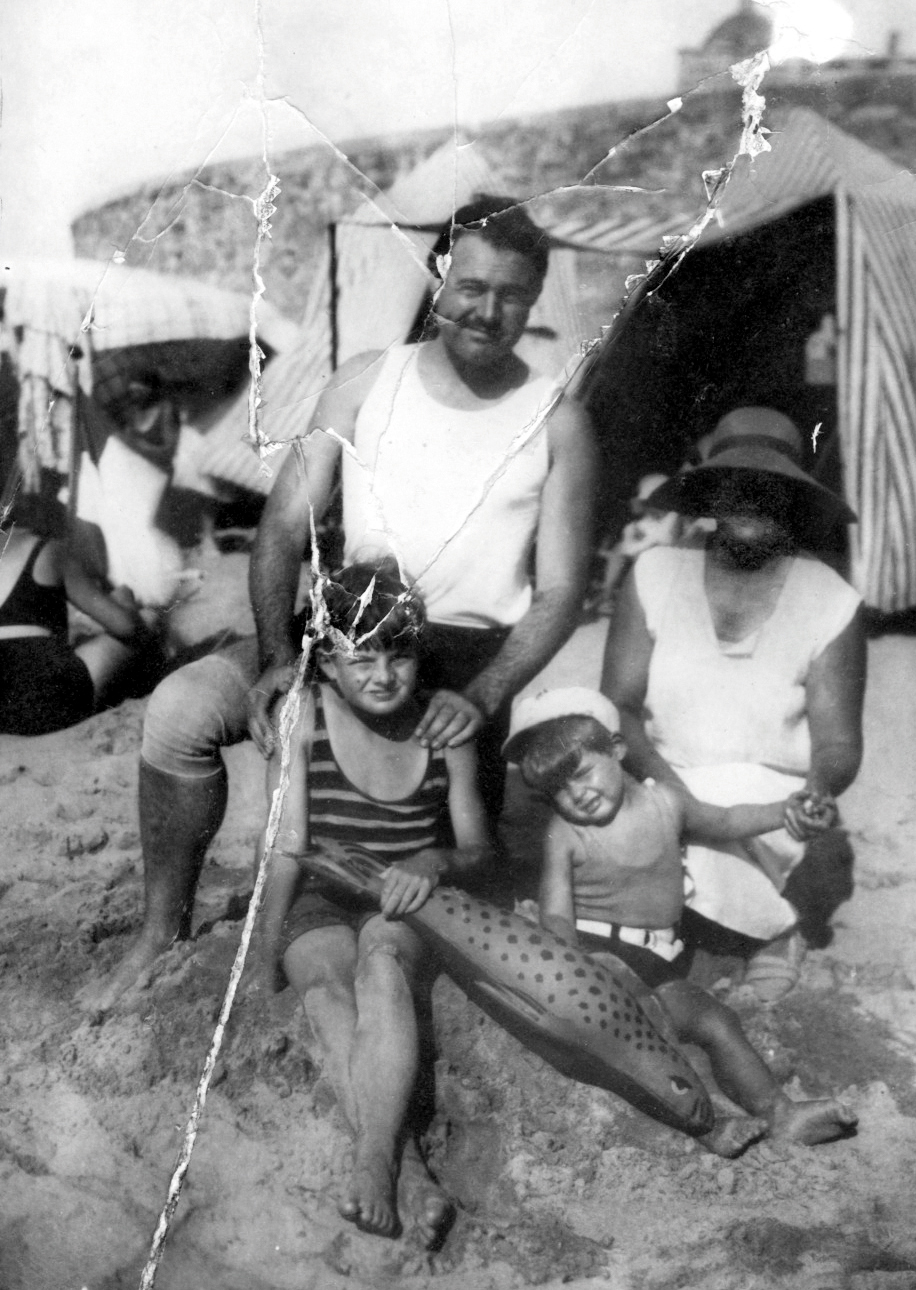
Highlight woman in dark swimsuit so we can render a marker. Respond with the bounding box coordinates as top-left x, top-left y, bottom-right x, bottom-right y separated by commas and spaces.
0, 523, 153, 735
